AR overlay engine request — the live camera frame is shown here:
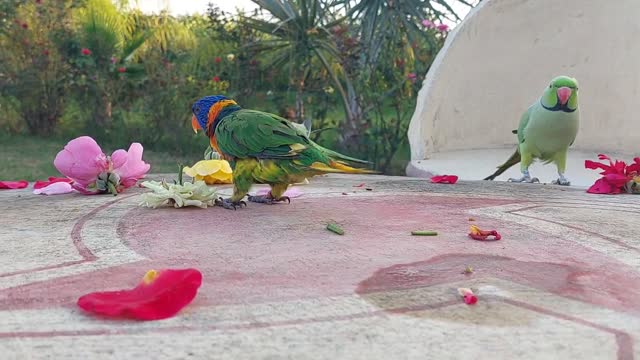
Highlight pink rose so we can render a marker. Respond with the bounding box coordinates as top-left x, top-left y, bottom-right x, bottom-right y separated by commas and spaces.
111, 143, 151, 189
